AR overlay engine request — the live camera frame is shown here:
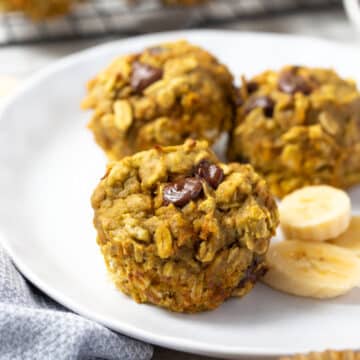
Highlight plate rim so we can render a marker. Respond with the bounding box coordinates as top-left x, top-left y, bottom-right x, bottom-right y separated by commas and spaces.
2, 29, 360, 358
